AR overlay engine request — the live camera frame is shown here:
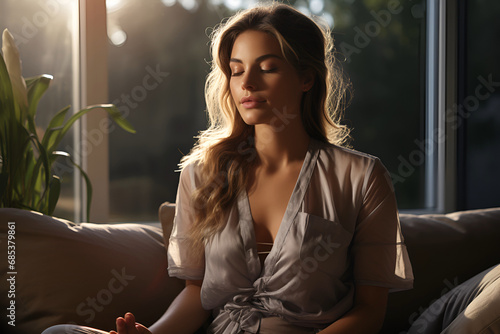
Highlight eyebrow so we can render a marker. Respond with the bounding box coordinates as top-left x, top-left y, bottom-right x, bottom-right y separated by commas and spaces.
229, 54, 283, 64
